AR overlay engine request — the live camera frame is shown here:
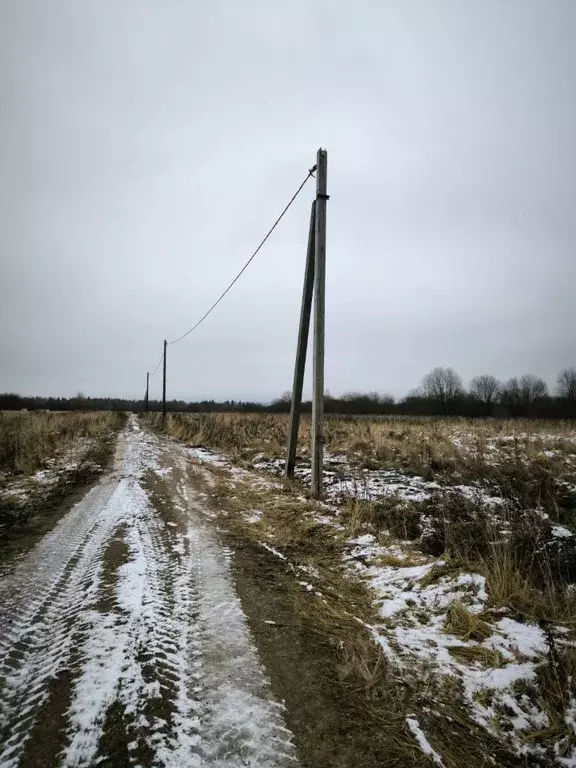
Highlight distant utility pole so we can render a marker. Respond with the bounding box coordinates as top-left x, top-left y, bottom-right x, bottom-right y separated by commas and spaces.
145, 372, 150, 412
311, 148, 328, 499
285, 201, 316, 479
162, 340, 167, 426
